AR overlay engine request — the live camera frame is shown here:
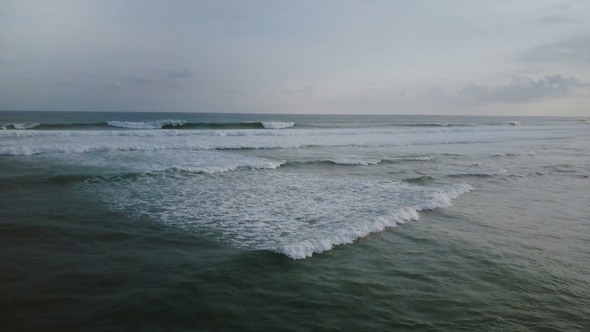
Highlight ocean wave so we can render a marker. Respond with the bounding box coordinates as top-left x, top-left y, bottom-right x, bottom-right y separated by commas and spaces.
384, 156, 435, 162
261, 121, 295, 129
287, 158, 382, 166
278, 182, 473, 259
275, 206, 422, 259
0, 124, 579, 140
107, 119, 188, 129
447, 168, 508, 177
4, 125, 590, 157
308, 155, 434, 166
0, 123, 41, 130
282, 155, 436, 167
81, 151, 287, 176
4, 115, 590, 132
404, 175, 435, 183
0, 142, 305, 156
509, 171, 547, 178
405, 123, 469, 127
328, 156, 382, 165
1, 120, 296, 131
86, 171, 473, 260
